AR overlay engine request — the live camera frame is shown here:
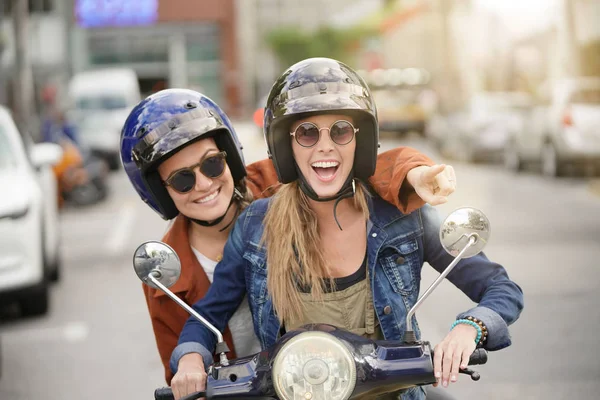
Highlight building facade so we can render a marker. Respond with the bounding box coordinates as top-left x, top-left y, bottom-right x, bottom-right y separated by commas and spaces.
1, 0, 69, 110
70, 0, 240, 115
